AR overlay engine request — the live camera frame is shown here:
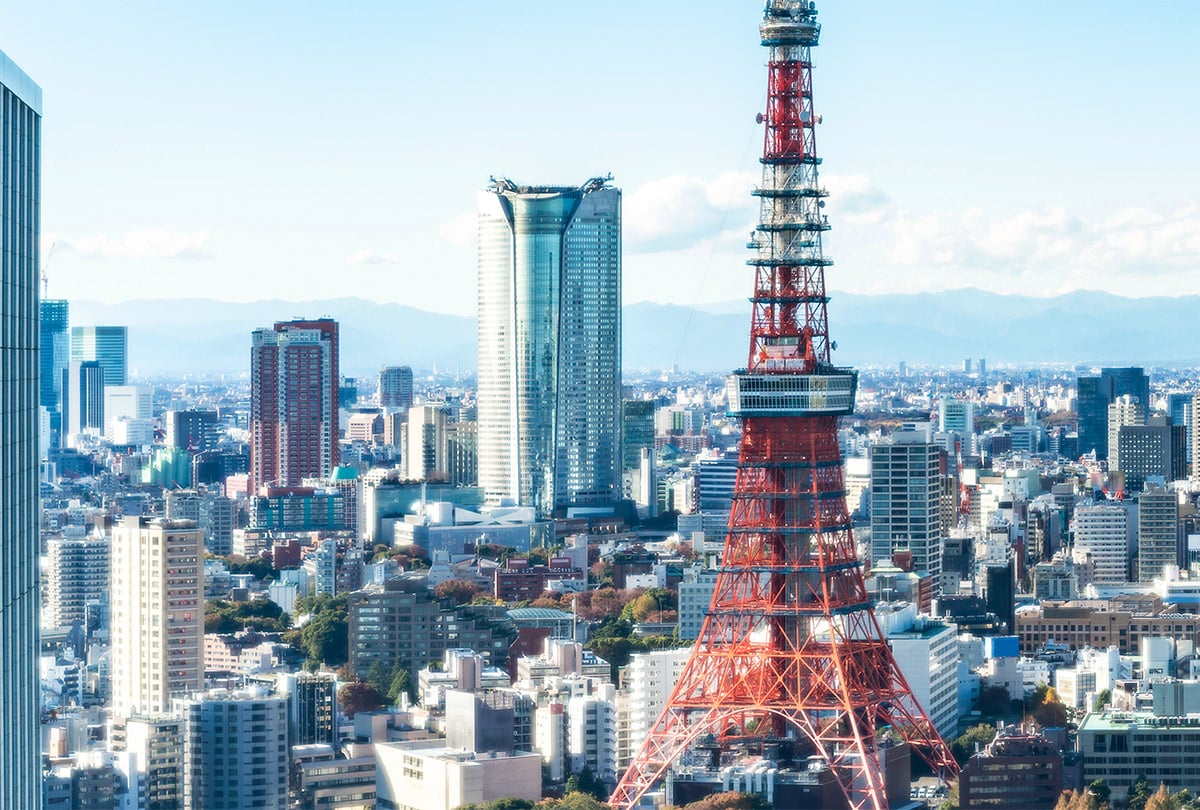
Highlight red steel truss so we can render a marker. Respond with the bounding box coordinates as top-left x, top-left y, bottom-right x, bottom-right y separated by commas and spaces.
612, 3, 958, 809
